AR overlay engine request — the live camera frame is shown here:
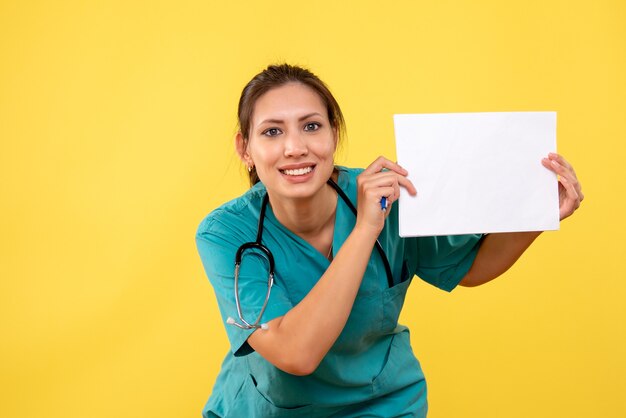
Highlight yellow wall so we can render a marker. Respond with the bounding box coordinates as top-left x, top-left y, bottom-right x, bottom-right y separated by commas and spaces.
1, 1, 624, 417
